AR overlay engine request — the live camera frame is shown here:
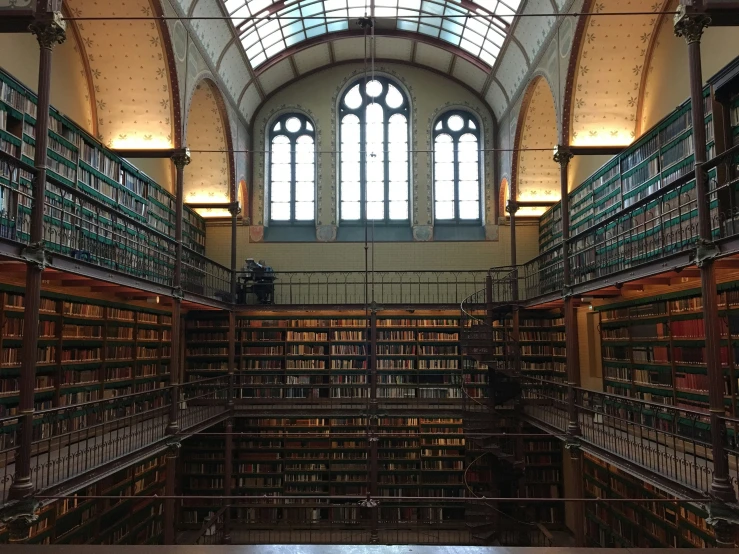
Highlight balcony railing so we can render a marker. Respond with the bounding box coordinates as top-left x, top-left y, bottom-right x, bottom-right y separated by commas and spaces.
521, 377, 732, 497
0, 377, 229, 502
237, 270, 490, 306
519, 144, 739, 303
0, 151, 231, 304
